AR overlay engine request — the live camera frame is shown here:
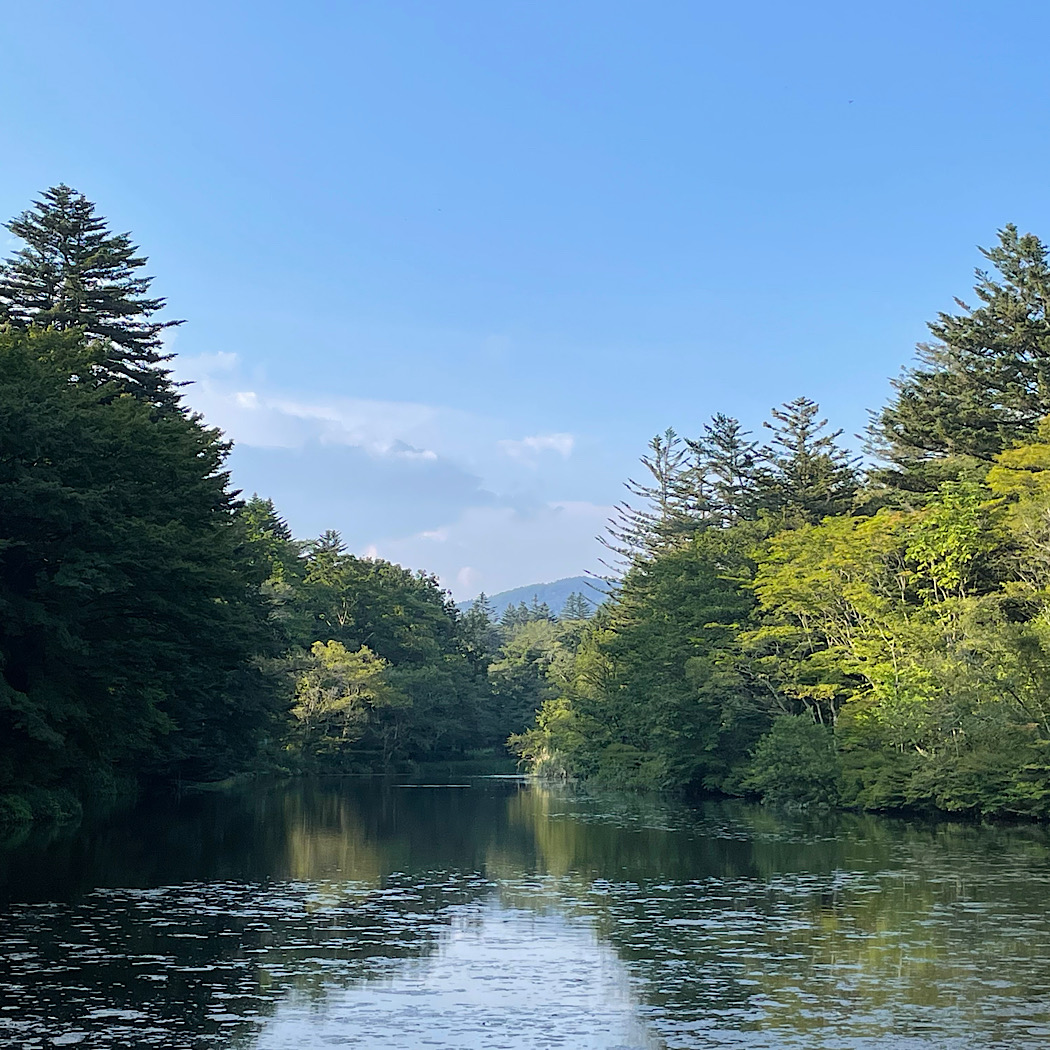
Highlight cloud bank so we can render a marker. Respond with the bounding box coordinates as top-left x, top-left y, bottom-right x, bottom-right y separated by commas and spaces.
175, 353, 606, 597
